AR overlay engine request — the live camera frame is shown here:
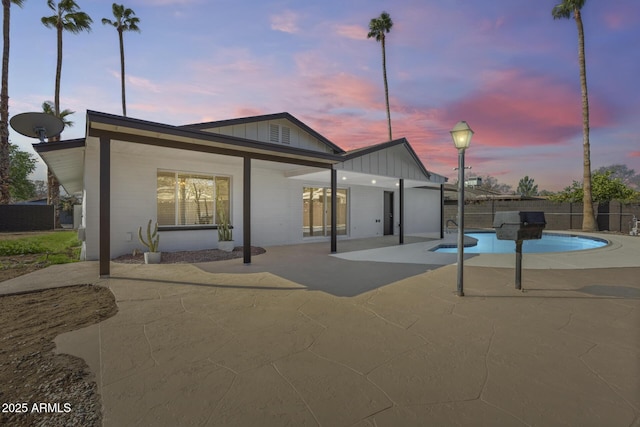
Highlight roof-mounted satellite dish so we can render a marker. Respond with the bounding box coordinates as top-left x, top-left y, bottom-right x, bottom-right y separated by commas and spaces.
10, 112, 65, 143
